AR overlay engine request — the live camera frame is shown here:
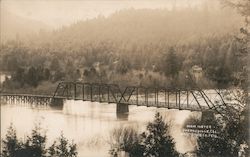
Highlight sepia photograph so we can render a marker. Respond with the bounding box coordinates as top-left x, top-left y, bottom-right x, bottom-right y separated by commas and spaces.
0, 0, 249, 157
